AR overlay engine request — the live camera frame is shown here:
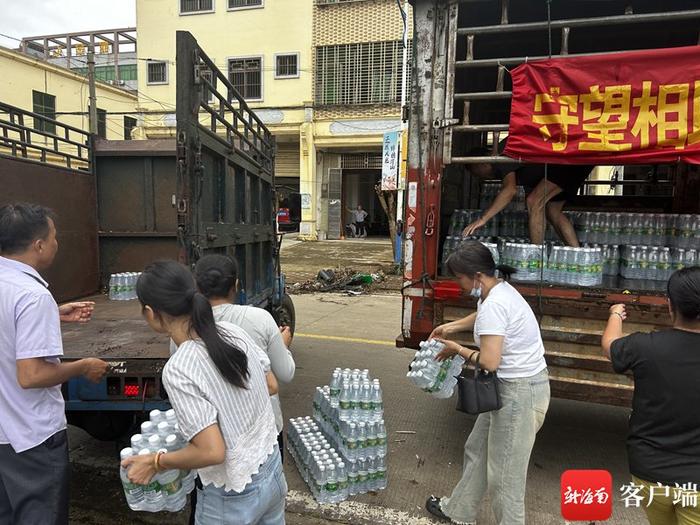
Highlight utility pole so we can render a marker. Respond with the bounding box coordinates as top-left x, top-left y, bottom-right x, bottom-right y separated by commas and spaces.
87, 44, 97, 135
